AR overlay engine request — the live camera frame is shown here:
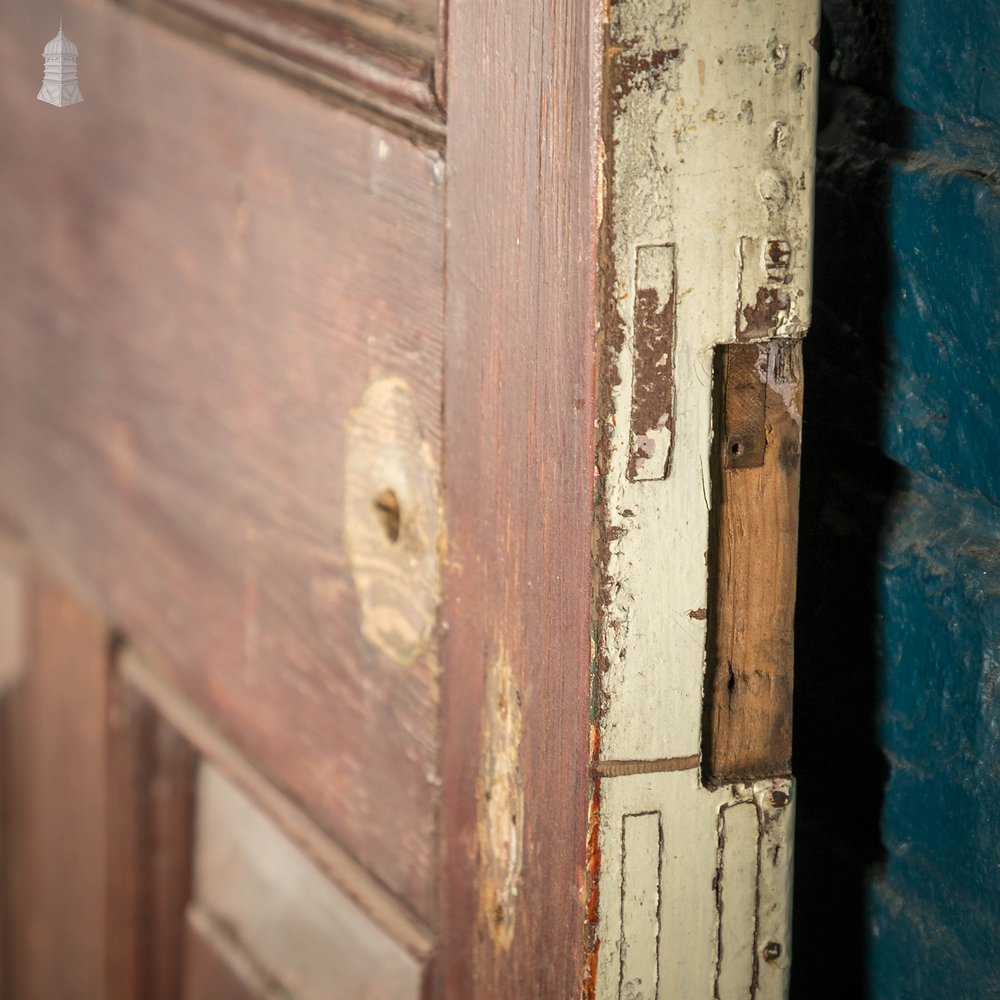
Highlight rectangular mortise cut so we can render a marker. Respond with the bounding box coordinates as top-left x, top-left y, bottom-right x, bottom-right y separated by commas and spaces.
628, 245, 677, 481
702, 340, 803, 786
619, 812, 662, 999
715, 802, 761, 999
